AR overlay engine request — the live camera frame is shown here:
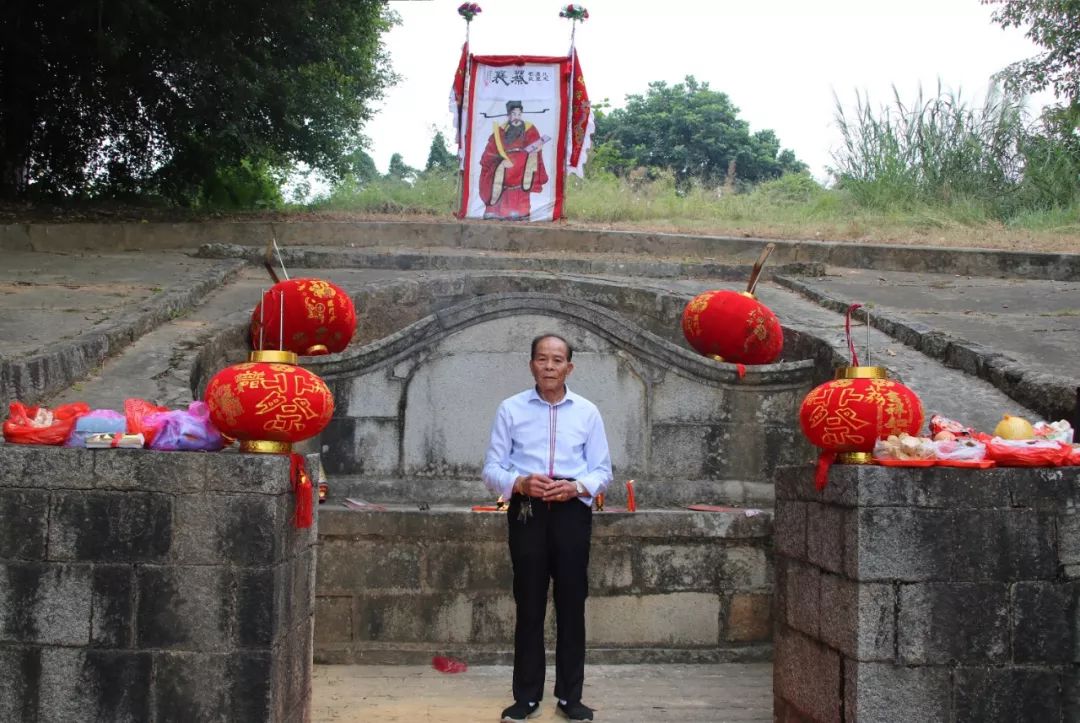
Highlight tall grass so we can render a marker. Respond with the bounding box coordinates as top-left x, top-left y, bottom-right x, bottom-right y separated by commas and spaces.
831, 84, 1080, 219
